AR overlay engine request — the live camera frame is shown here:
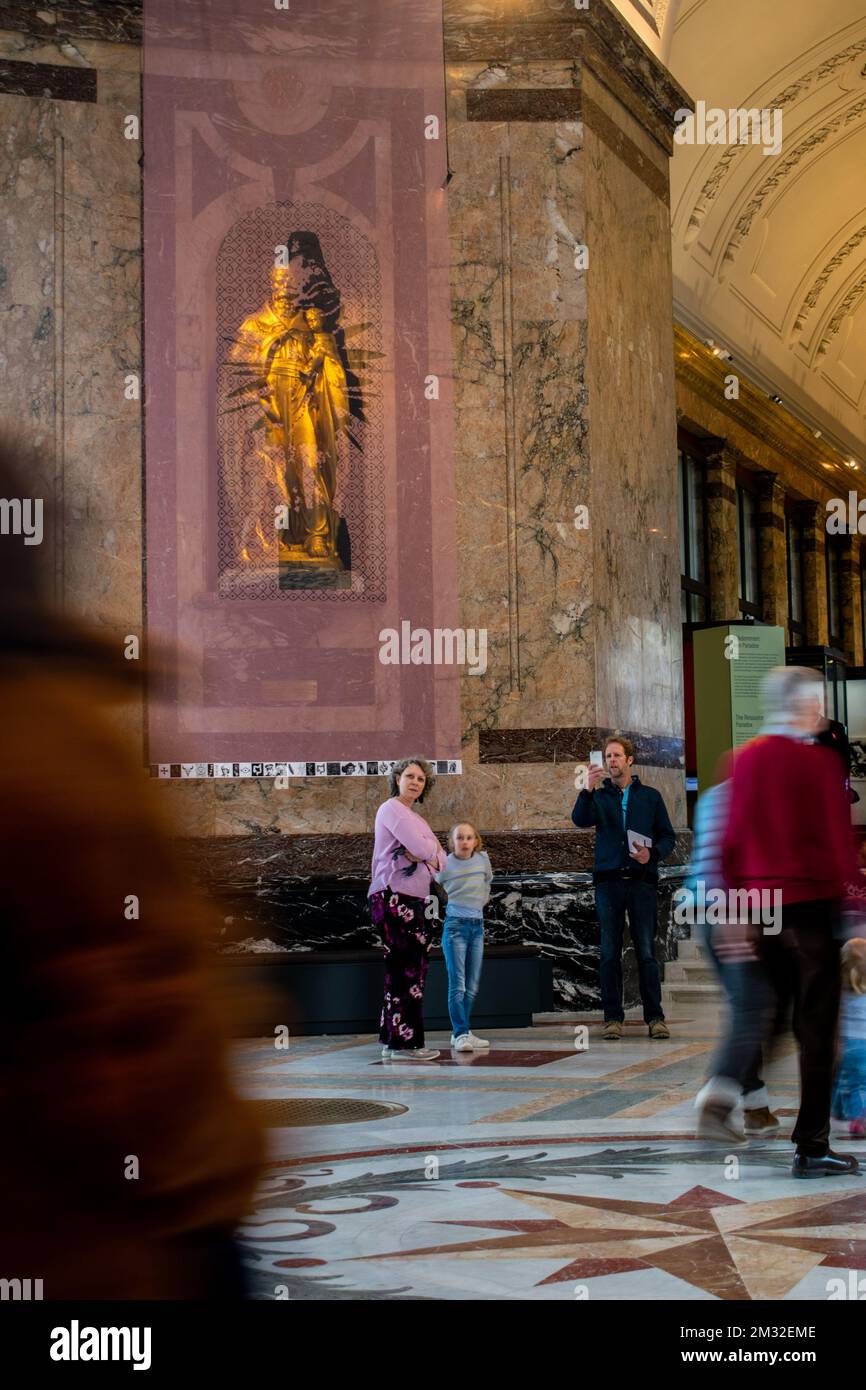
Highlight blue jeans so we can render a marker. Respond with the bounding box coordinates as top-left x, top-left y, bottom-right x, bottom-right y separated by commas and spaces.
595, 879, 663, 1023
698, 920, 781, 1103
442, 915, 484, 1038
832, 1038, 866, 1120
